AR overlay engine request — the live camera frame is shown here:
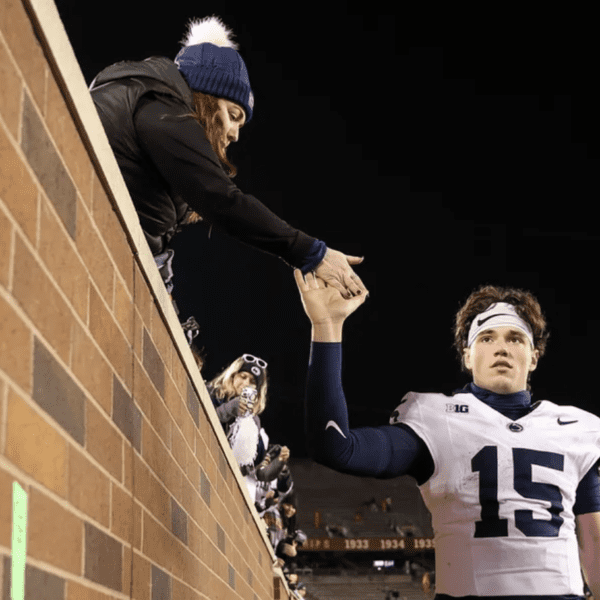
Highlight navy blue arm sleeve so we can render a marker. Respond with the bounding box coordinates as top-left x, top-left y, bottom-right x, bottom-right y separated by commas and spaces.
305, 342, 431, 480
573, 459, 600, 515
